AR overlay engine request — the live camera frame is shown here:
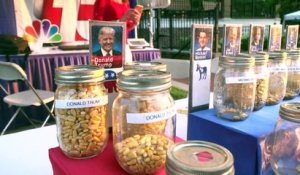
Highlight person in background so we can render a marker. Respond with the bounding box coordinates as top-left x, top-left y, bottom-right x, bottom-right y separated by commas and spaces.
250, 26, 263, 53
93, 27, 121, 56
94, 0, 142, 34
